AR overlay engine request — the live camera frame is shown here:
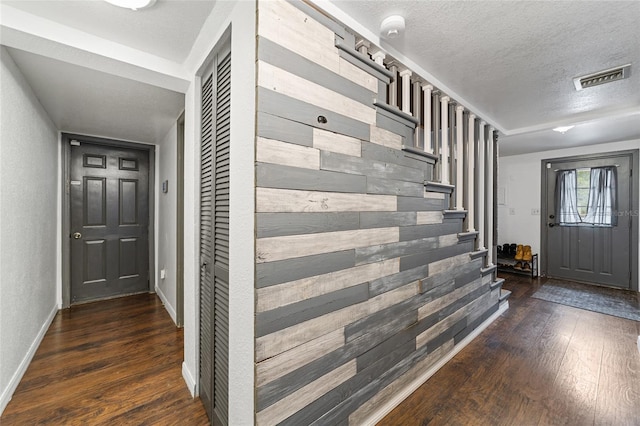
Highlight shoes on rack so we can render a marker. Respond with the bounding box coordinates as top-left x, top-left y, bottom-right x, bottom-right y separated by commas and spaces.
523, 245, 532, 262
514, 244, 524, 260
503, 243, 510, 255
497, 245, 503, 256
522, 262, 531, 272
514, 261, 523, 270
509, 243, 517, 256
